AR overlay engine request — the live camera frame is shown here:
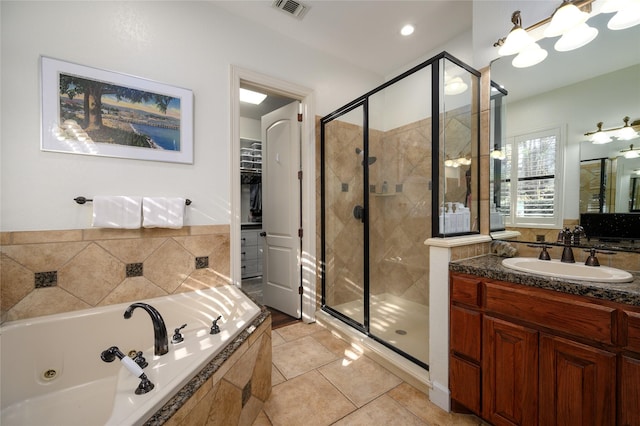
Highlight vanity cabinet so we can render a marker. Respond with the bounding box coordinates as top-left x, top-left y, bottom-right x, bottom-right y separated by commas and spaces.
450, 272, 640, 426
